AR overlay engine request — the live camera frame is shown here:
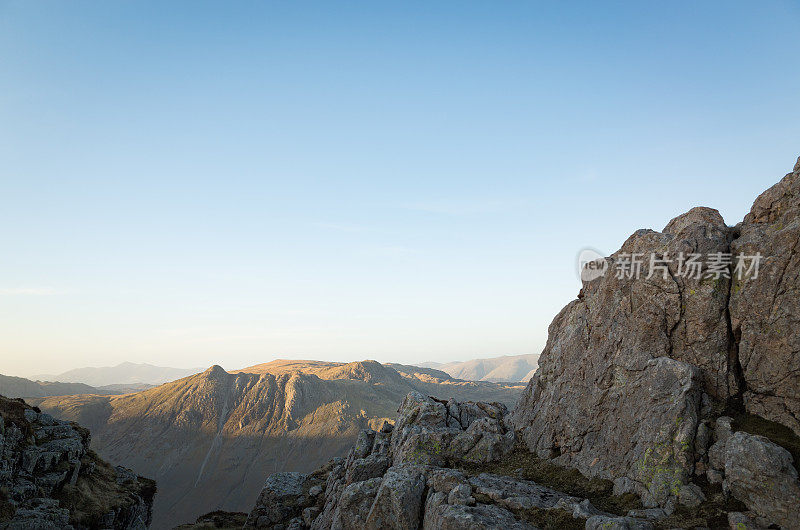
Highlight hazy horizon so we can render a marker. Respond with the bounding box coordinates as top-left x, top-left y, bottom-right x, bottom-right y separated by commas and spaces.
3, 1, 799, 376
